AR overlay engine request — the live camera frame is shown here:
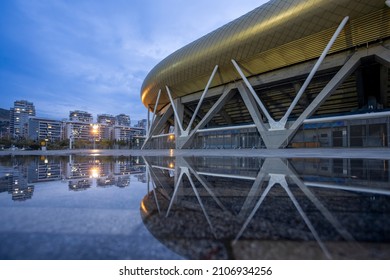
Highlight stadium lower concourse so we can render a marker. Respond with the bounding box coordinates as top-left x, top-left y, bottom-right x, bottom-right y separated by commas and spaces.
141, 0, 390, 149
